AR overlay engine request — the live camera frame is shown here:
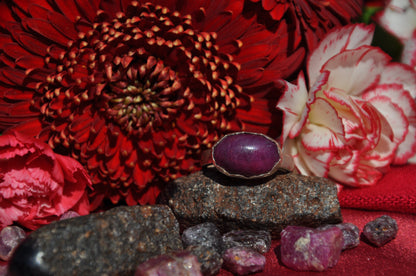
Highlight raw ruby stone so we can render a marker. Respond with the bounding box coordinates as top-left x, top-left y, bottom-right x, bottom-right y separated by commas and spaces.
318, 223, 360, 250
222, 246, 266, 275
212, 132, 281, 178
362, 215, 398, 247
135, 251, 202, 276
0, 226, 26, 261
280, 225, 344, 272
